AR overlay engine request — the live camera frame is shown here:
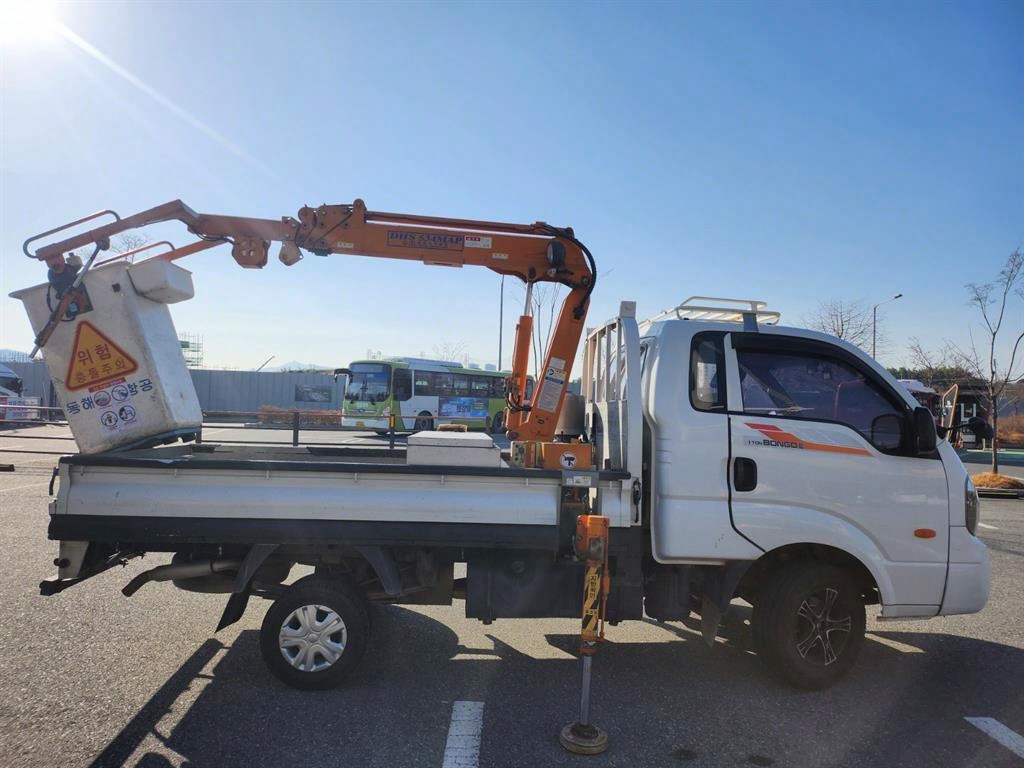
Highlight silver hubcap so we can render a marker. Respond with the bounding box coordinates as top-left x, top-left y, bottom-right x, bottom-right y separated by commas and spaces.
279, 604, 347, 672
794, 587, 852, 666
